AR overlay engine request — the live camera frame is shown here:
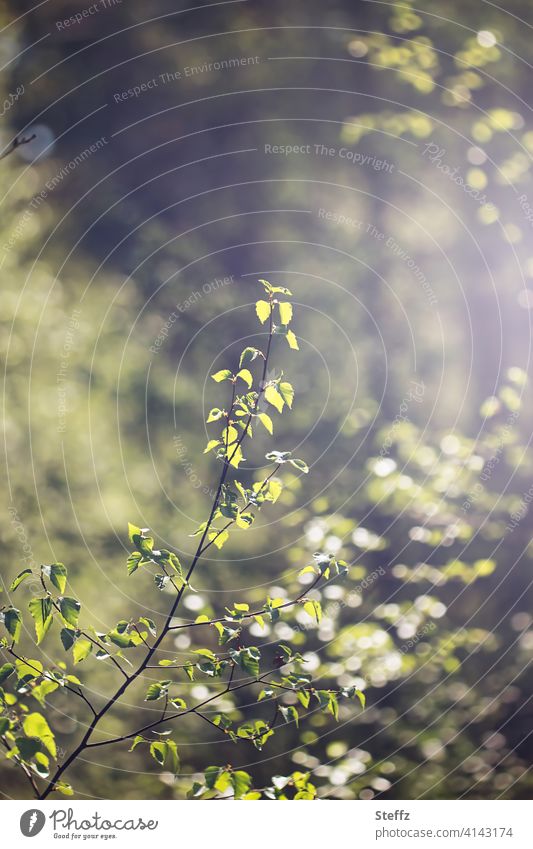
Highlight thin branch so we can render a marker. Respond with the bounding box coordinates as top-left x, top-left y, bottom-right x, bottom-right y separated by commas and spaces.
8, 649, 97, 717
168, 571, 322, 631
0, 133, 36, 161
1, 737, 40, 797
39, 311, 277, 799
